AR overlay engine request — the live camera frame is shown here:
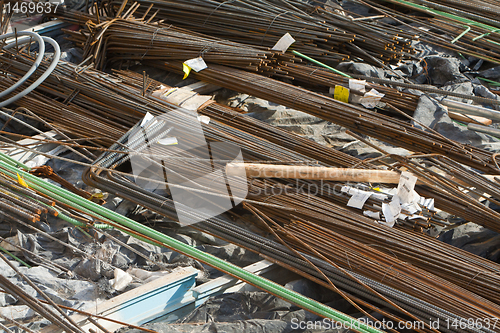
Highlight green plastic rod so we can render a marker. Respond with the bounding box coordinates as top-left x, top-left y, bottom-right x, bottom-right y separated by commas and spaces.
451, 26, 470, 44
380, 0, 500, 32
292, 50, 352, 78
0, 245, 31, 268
0, 154, 382, 333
